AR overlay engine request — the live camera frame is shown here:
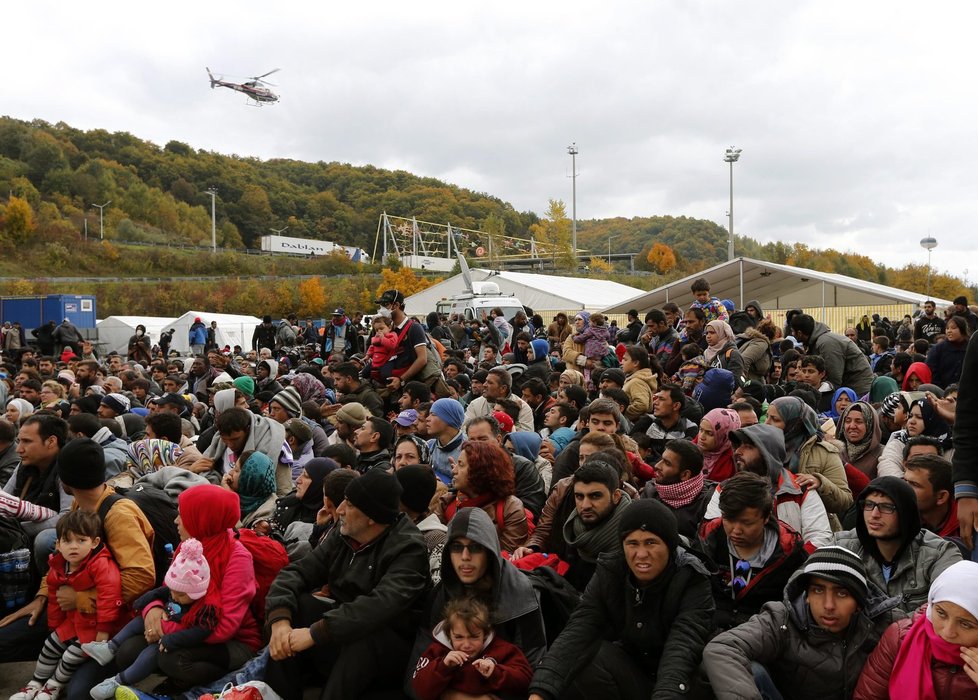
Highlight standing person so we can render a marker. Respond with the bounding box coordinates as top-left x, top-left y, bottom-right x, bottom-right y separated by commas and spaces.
854, 560, 978, 699
32, 321, 57, 357
322, 308, 355, 360
204, 321, 218, 354
188, 317, 208, 357
789, 314, 874, 396
126, 325, 151, 365
915, 300, 946, 343
158, 328, 175, 359
926, 315, 970, 389
952, 295, 978, 335
251, 316, 276, 353
8, 511, 122, 700
952, 330, 978, 555
52, 320, 83, 359
528, 500, 715, 700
